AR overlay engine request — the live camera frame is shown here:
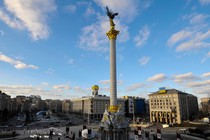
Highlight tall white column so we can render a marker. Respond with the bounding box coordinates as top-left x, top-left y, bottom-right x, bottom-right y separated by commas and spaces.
106, 18, 119, 113
110, 39, 117, 108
